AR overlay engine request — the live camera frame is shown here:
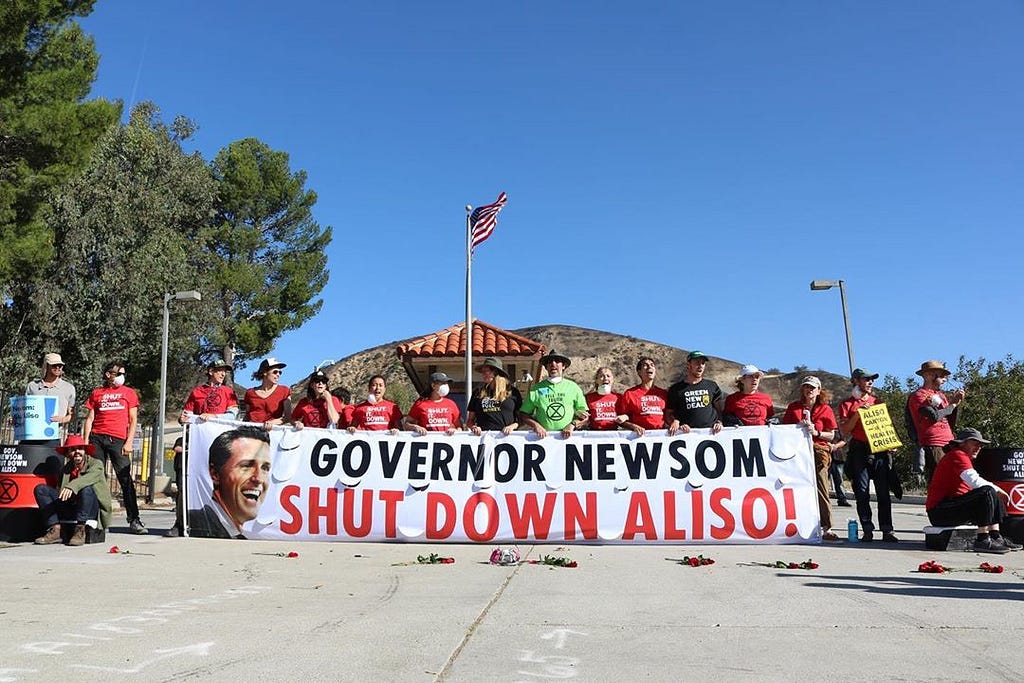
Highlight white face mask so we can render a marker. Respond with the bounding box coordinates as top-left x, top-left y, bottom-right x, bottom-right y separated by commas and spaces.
112, 375, 126, 388
597, 384, 612, 395
851, 386, 863, 399
437, 384, 450, 398
367, 393, 378, 404
548, 376, 563, 384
